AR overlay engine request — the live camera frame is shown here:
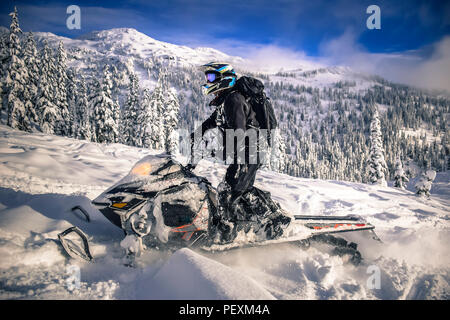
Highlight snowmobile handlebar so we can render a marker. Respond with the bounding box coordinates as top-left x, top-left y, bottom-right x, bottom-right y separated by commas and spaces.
184, 163, 196, 172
